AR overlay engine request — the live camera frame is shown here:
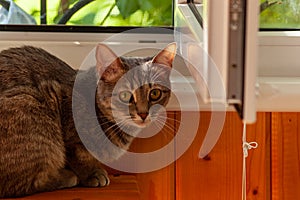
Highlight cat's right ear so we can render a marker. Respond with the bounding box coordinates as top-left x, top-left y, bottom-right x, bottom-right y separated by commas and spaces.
96, 44, 124, 83
152, 42, 177, 68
